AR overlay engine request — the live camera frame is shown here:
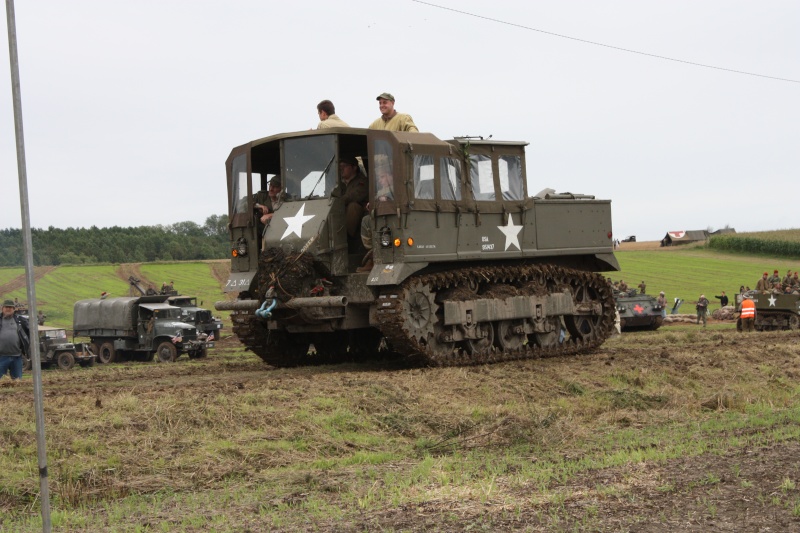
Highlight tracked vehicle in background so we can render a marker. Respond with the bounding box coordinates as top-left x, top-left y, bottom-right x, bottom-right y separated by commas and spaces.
215, 128, 619, 367
735, 292, 800, 331
614, 290, 664, 331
